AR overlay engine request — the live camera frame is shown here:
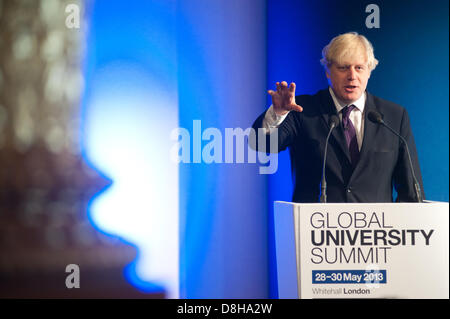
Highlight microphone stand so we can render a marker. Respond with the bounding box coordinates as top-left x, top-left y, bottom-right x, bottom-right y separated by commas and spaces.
320, 116, 339, 203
